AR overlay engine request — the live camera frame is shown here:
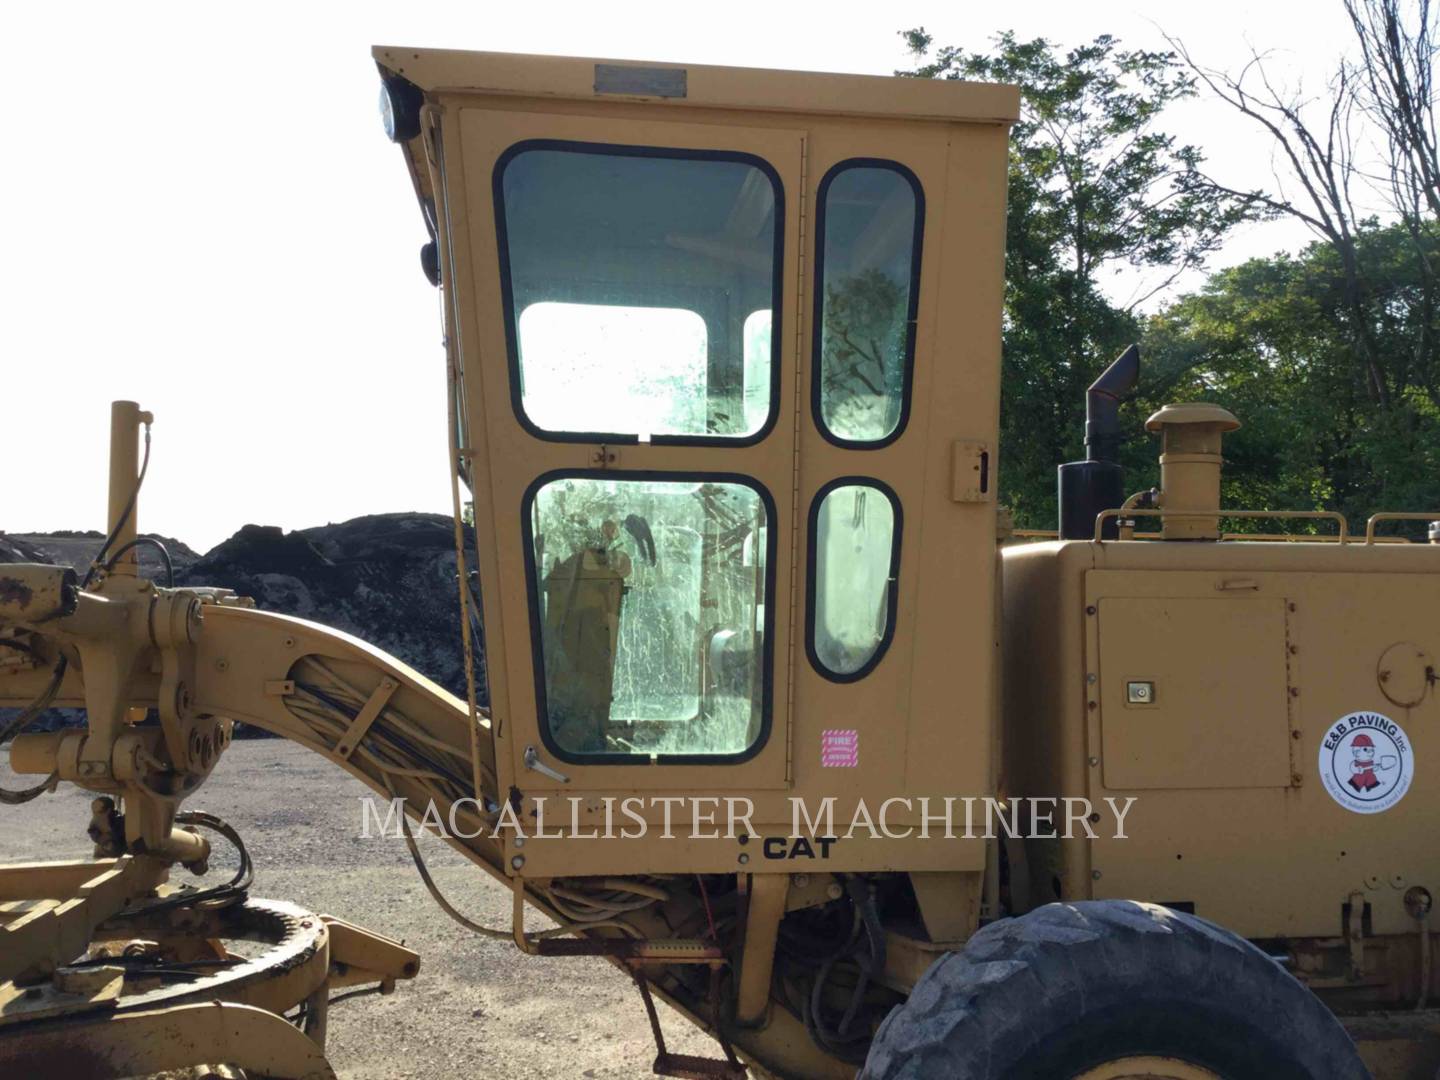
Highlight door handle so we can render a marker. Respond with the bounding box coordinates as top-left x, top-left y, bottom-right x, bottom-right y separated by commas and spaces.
523, 745, 571, 783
